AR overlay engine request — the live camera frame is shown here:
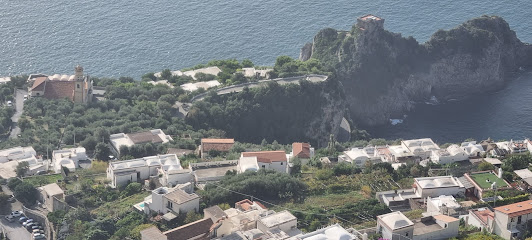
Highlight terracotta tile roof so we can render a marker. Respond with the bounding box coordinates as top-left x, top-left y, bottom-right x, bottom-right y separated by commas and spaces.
292, 142, 311, 158
30, 76, 48, 91
201, 138, 234, 144
201, 138, 234, 153
494, 199, 532, 217
242, 151, 287, 163
433, 214, 459, 223
42, 81, 75, 101
164, 218, 213, 240
127, 131, 164, 144
236, 199, 253, 211
471, 208, 494, 225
